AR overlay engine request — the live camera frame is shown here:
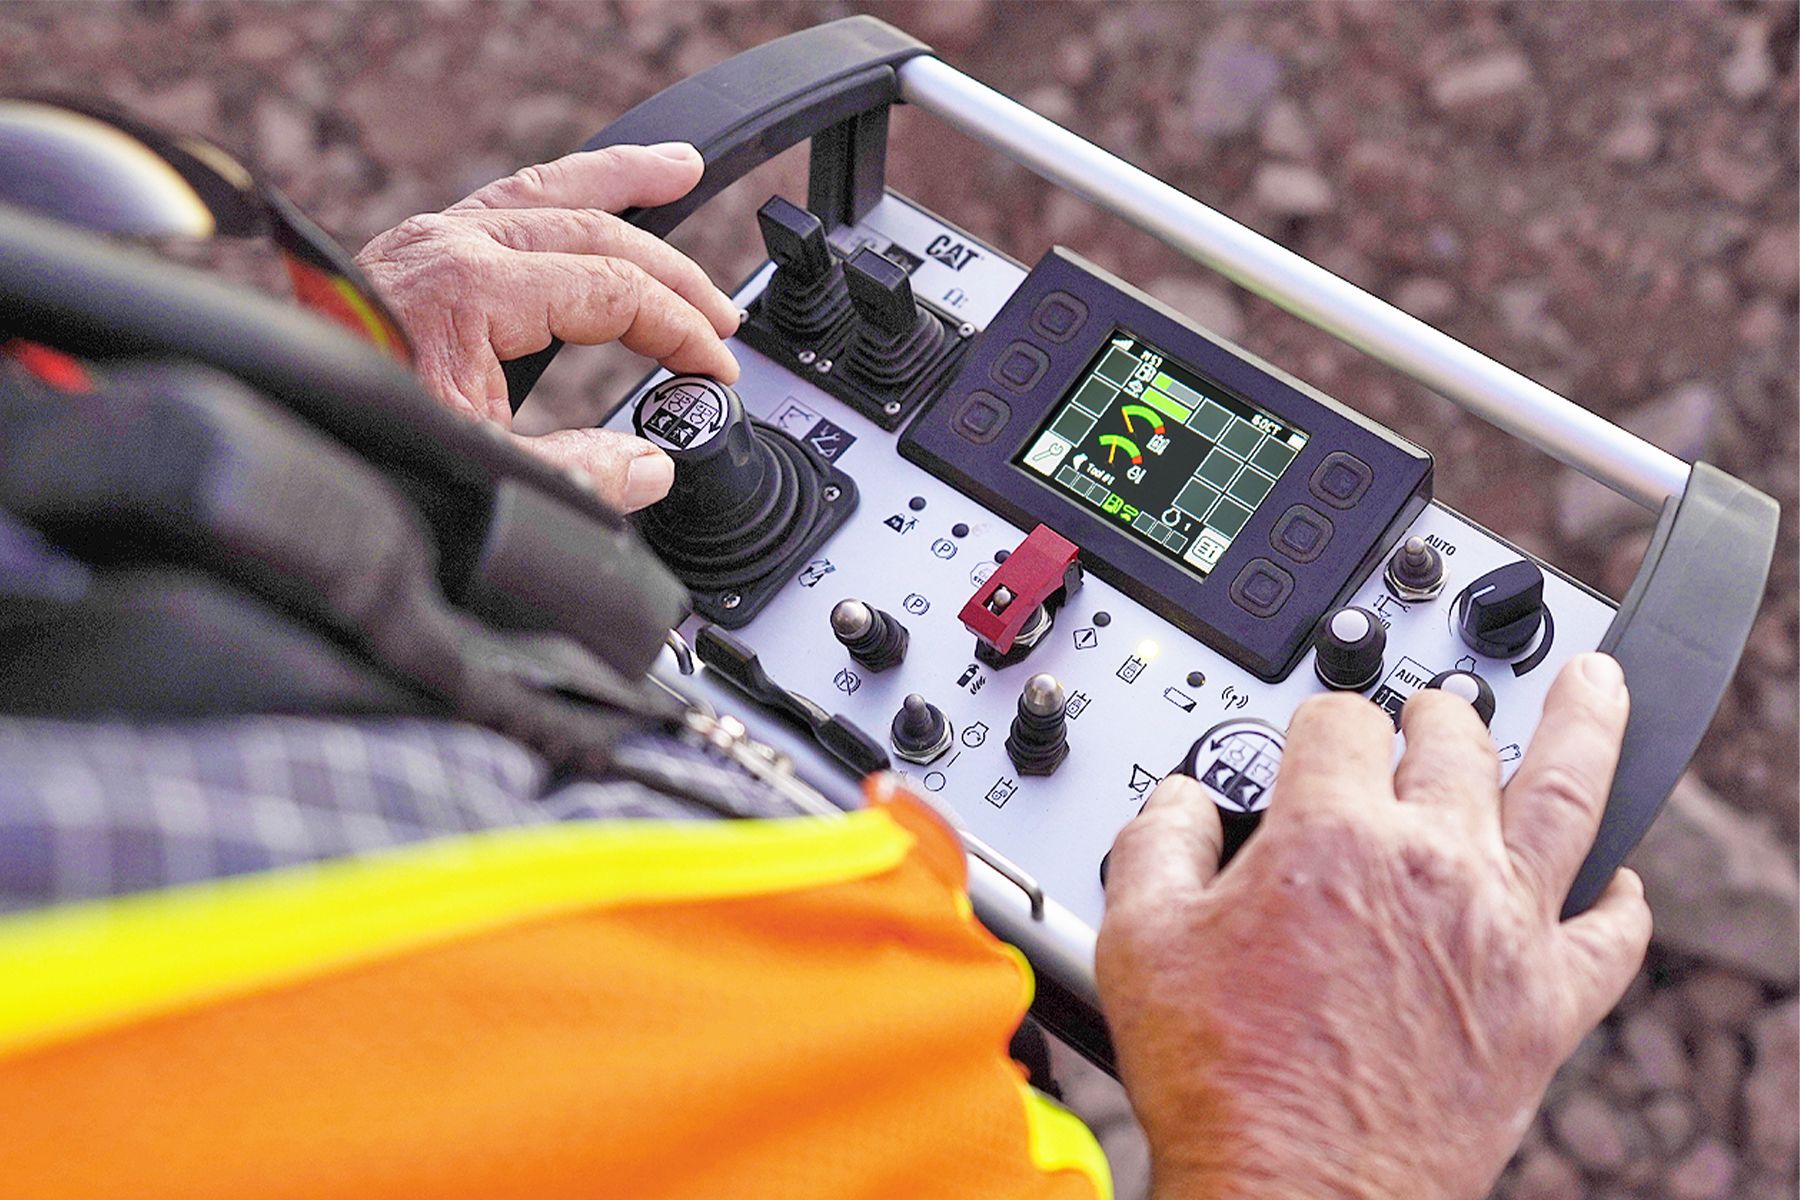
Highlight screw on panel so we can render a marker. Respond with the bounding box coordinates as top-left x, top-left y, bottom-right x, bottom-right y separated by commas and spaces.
822, 485, 842, 502
796, 349, 817, 365
720, 593, 741, 610
958, 322, 976, 337
883, 401, 902, 416
814, 359, 833, 374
